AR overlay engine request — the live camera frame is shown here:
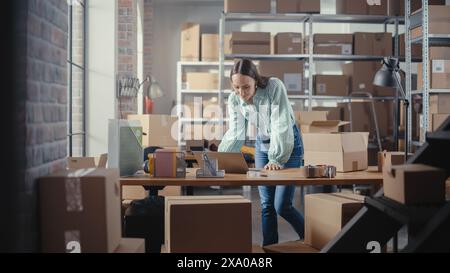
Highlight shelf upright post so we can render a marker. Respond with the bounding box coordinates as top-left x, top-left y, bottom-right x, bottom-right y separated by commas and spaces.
406, 0, 413, 152
219, 12, 226, 130
422, 0, 430, 145
308, 15, 314, 112
177, 61, 183, 147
